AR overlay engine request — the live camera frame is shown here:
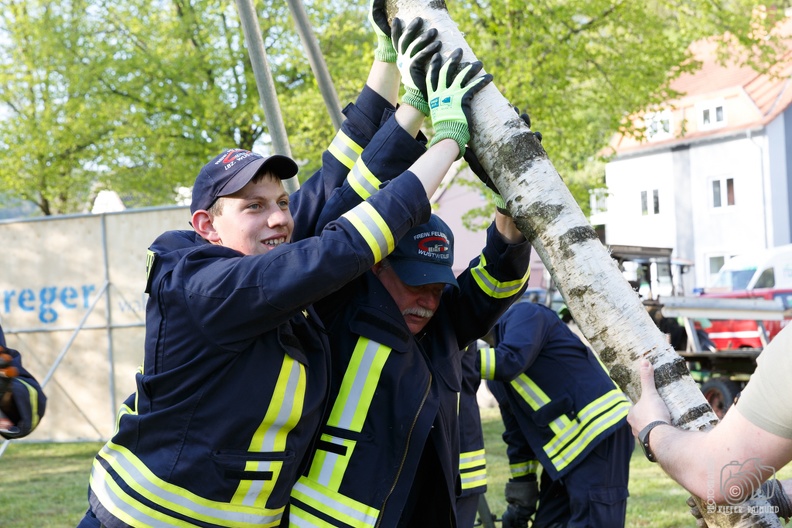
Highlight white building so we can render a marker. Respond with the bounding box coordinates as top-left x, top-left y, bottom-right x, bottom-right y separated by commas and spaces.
597, 19, 792, 294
